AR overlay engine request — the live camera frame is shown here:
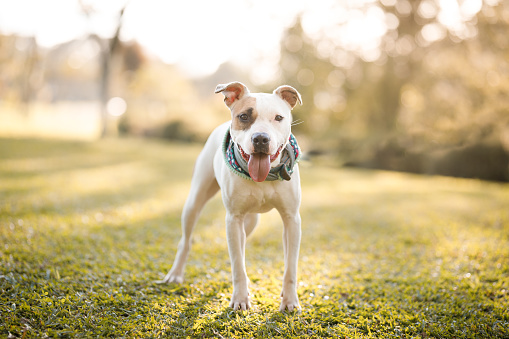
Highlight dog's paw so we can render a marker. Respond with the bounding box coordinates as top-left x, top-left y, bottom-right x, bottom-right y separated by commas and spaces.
155, 271, 184, 284
230, 291, 251, 311
279, 292, 301, 312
